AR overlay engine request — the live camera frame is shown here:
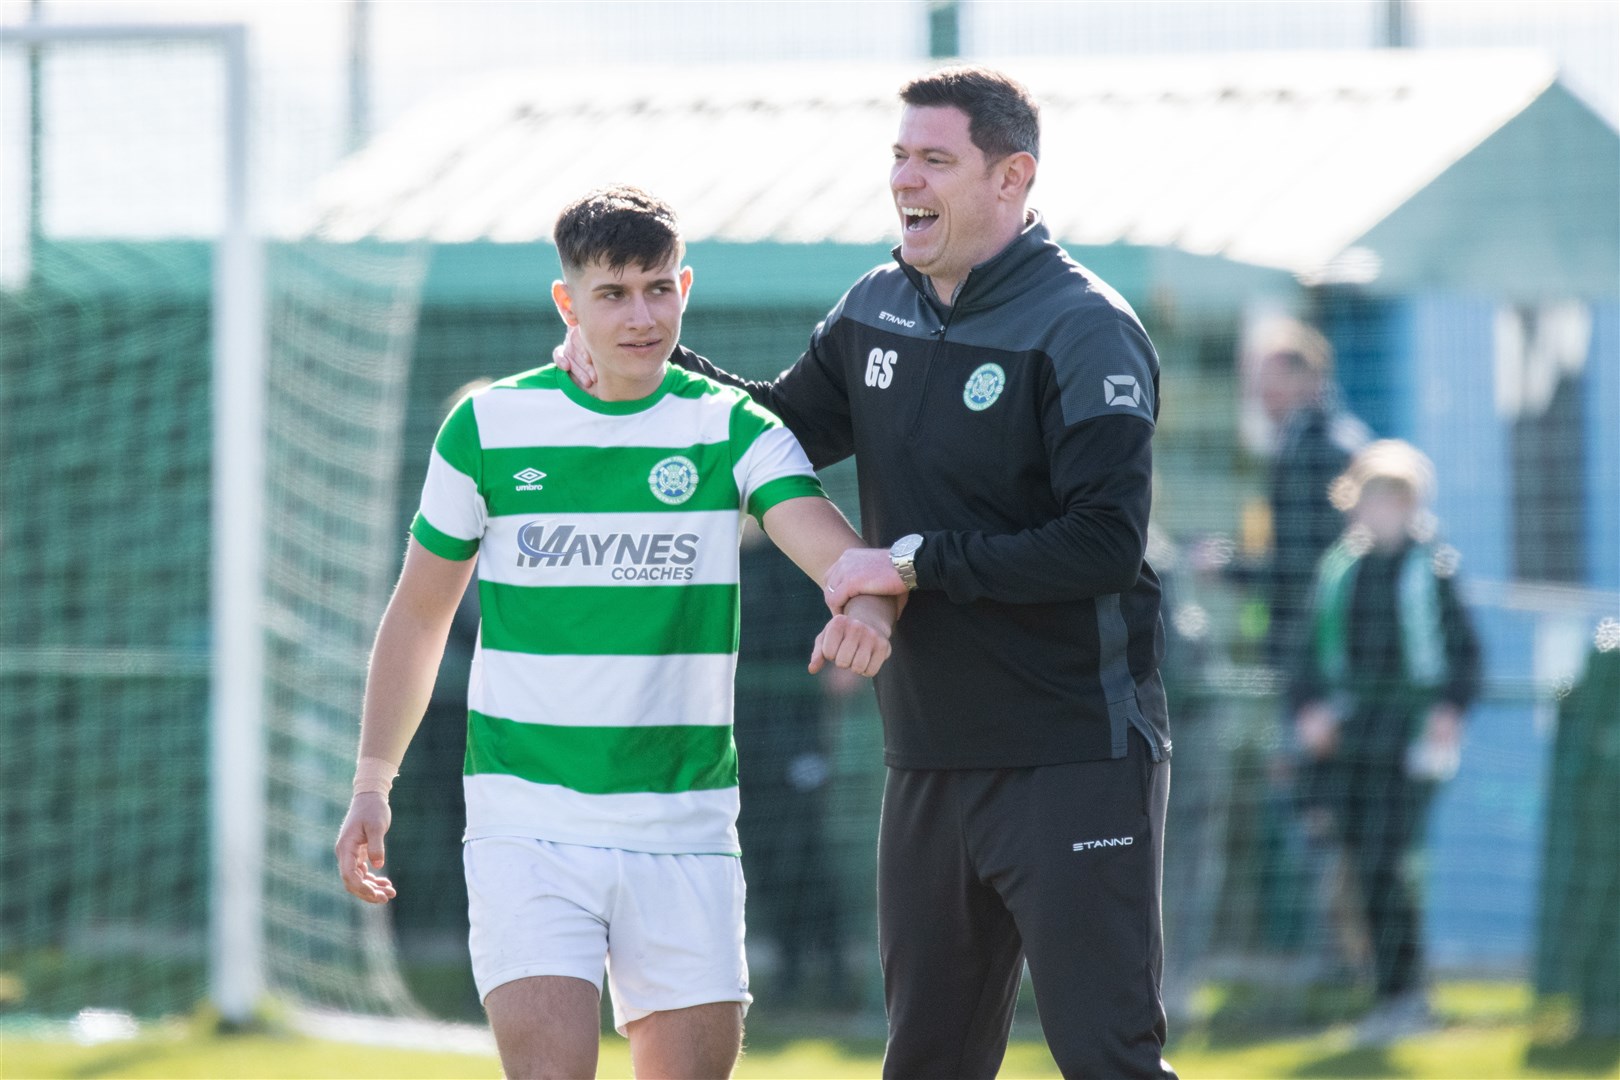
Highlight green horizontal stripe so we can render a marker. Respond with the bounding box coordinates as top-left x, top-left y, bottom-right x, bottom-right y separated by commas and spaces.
483, 443, 741, 516
411, 513, 479, 561
479, 581, 739, 655
747, 476, 827, 521
434, 396, 485, 479
466, 711, 738, 794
